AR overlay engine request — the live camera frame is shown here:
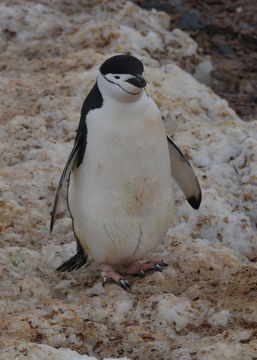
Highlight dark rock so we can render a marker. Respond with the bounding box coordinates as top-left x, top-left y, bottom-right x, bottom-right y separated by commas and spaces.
251, 96, 257, 104
211, 39, 235, 55
178, 13, 201, 30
